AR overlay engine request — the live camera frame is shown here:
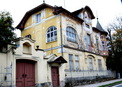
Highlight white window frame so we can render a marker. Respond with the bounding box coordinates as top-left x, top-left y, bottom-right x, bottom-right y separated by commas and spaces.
75, 55, 79, 70
46, 26, 57, 43
98, 59, 102, 71
36, 13, 41, 23
69, 54, 74, 71
66, 27, 77, 43
89, 58, 93, 70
